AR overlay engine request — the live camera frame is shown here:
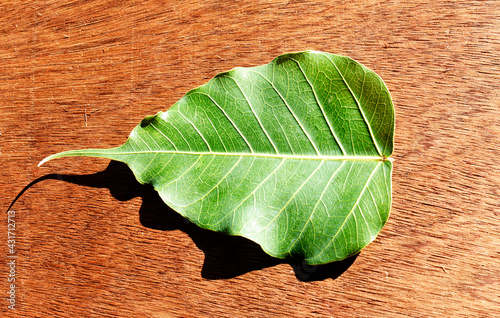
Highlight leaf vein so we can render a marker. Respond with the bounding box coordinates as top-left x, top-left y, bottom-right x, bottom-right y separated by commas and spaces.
310, 161, 382, 262
191, 91, 254, 153
286, 161, 346, 254
182, 156, 244, 210
150, 122, 178, 151
248, 69, 320, 156
173, 110, 212, 152
289, 57, 347, 155
224, 74, 280, 154
319, 52, 382, 156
